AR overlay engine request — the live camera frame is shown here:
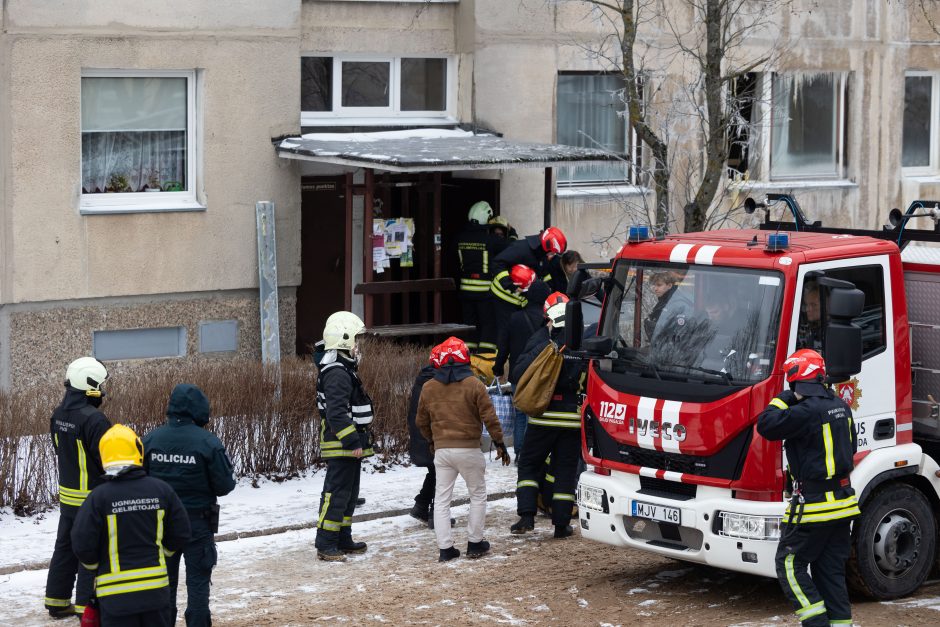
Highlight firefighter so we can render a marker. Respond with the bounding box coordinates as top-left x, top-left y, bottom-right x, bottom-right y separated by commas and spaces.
490, 264, 538, 379
314, 311, 375, 562
44, 357, 112, 618
757, 349, 859, 627
72, 424, 191, 627
489, 227, 566, 369
143, 384, 237, 626
455, 201, 508, 354
509, 292, 586, 539
488, 215, 518, 241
